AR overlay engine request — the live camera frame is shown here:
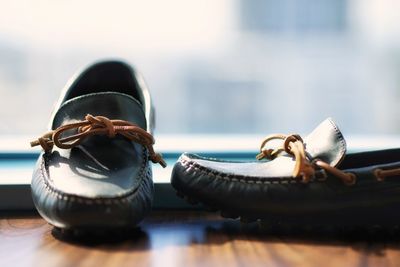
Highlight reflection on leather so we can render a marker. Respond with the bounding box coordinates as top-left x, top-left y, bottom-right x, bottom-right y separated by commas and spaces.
45, 135, 146, 197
